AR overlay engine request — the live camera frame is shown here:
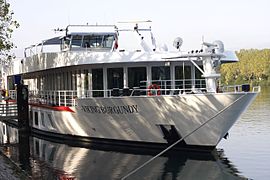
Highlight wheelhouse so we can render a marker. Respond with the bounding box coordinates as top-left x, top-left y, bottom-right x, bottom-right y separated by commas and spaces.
61, 33, 117, 51
62, 25, 118, 52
